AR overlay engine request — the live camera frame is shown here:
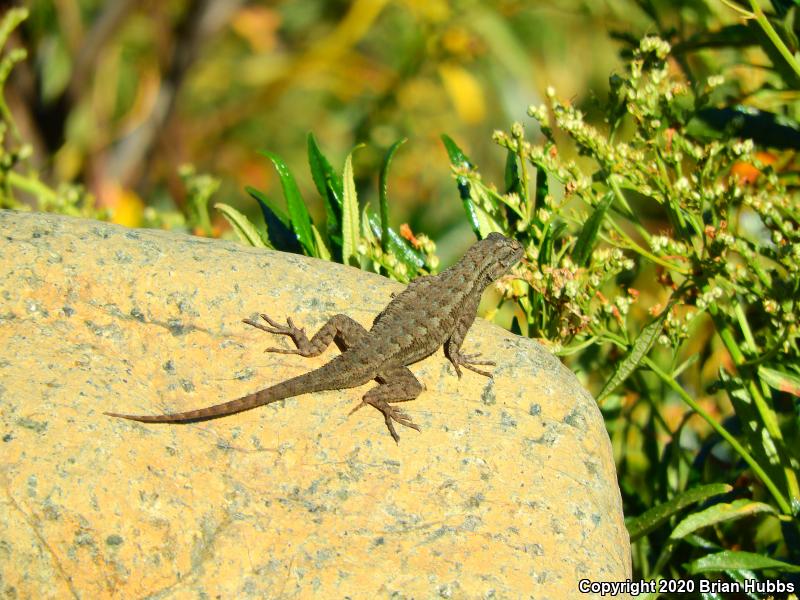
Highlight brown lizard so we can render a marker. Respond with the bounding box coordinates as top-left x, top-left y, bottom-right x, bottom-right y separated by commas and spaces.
105, 232, 524, 442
